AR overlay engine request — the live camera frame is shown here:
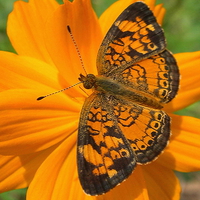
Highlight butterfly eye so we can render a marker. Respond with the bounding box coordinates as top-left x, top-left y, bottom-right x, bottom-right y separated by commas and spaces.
82, 74, 96, 89
83, 81, 94, 89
